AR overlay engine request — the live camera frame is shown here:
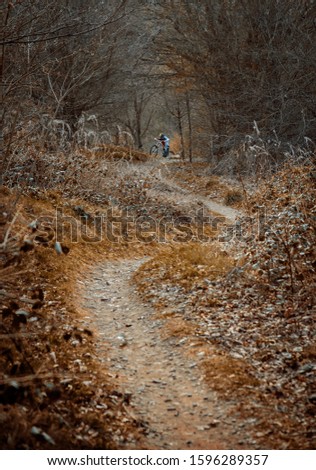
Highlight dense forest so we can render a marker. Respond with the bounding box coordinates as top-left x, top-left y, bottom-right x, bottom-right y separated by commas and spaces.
1, 0, 315, 167
0, 0, 315, 451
